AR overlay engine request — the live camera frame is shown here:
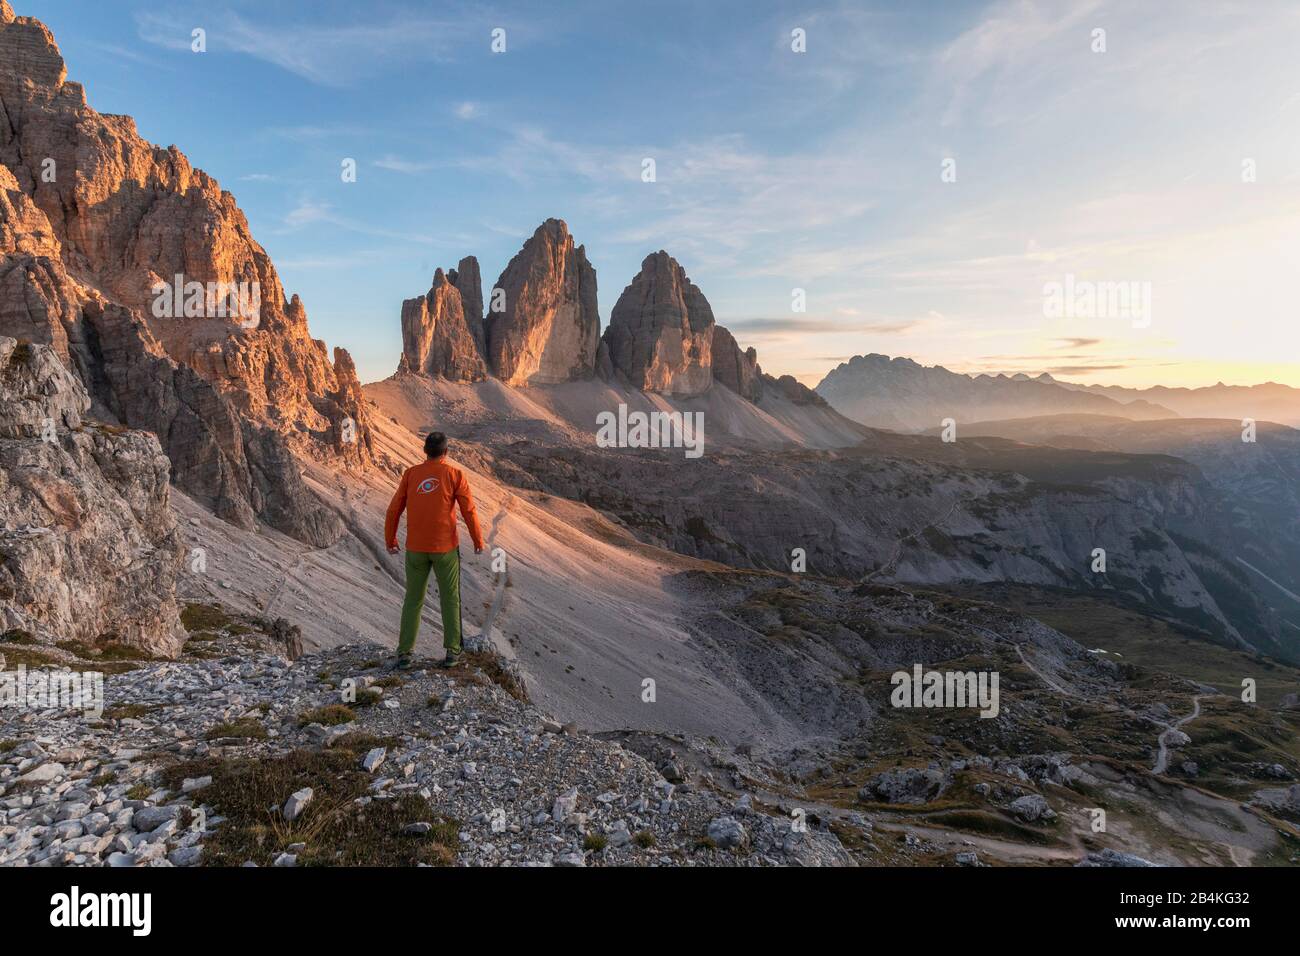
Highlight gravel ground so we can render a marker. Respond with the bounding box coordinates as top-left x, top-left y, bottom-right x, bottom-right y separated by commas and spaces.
0, 629, 852, 867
